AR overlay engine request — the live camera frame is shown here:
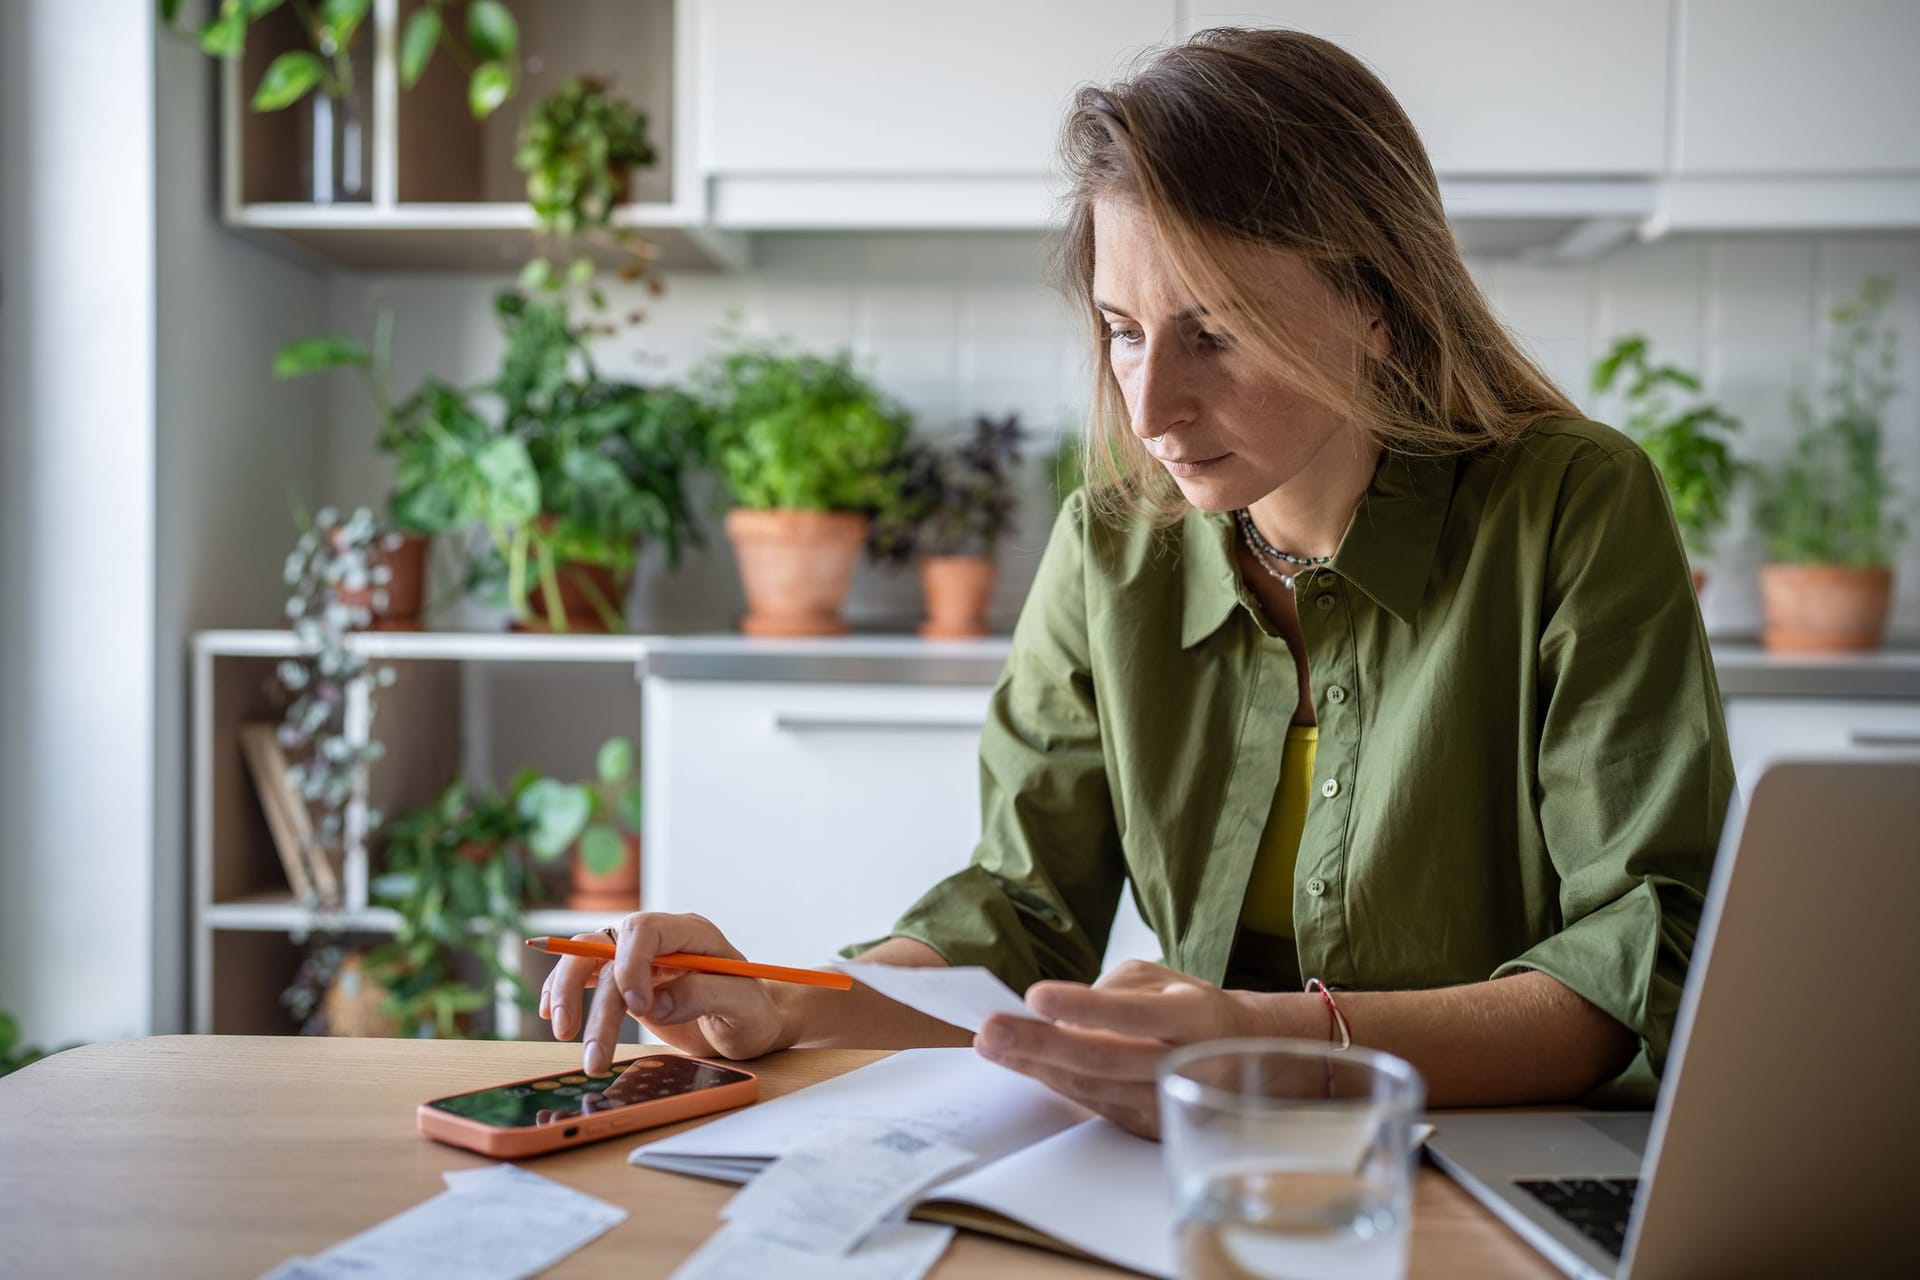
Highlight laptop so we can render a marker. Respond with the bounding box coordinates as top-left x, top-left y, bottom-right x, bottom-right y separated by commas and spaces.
1425, 754, 1920, 1279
